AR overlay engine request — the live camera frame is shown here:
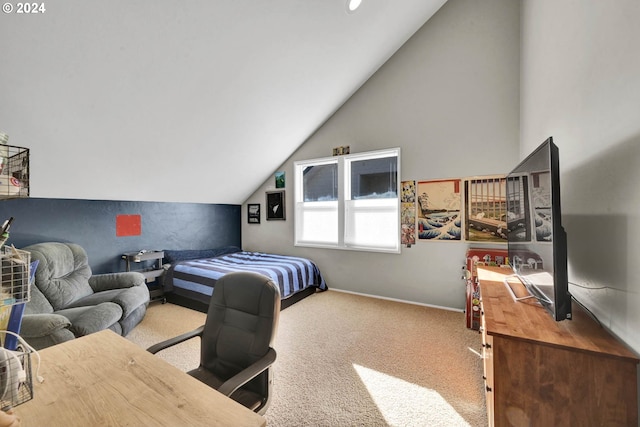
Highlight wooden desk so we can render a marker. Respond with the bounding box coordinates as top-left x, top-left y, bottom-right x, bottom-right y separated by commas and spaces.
478, 266, 638, 427
17, 330, 266, 427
